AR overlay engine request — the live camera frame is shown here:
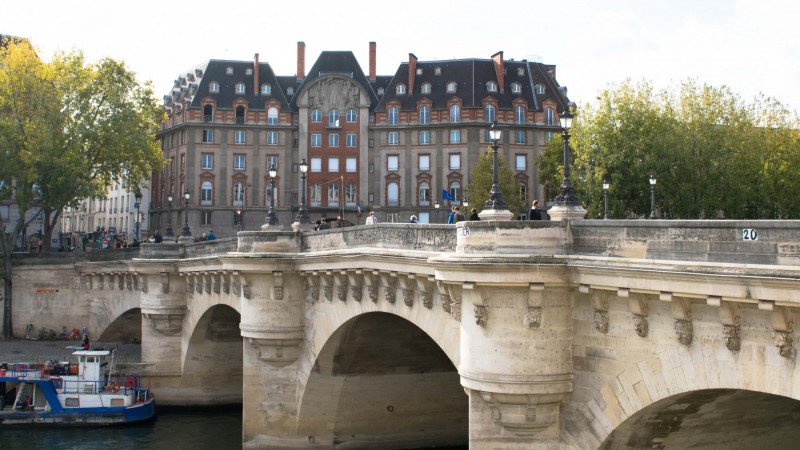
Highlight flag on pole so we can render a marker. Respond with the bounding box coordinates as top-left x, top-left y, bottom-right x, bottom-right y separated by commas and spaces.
442, 189, 454, 201
356, 201, 362, 217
